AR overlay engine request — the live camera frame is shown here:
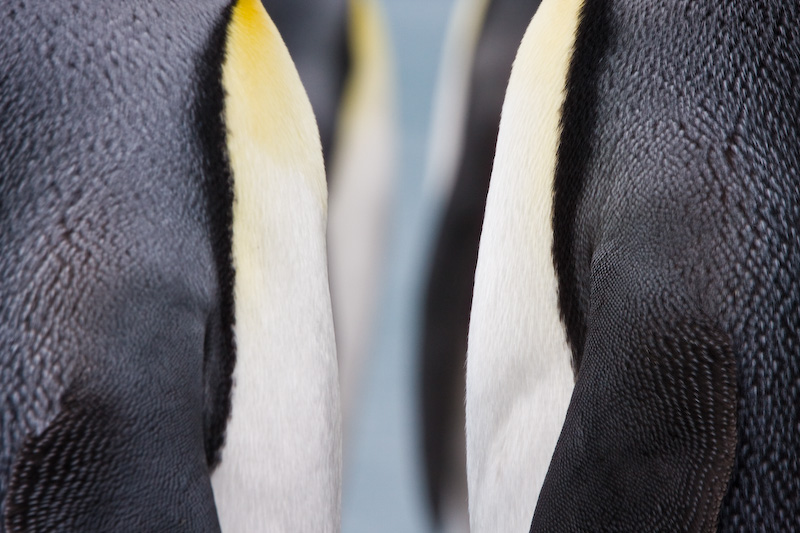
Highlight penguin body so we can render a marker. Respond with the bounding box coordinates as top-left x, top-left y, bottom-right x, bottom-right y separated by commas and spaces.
536, 1, 800, 530
469, 0, 800, 531
420, 0, 541, 530
210, 2, 340, 531
0, 1, 339, 531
